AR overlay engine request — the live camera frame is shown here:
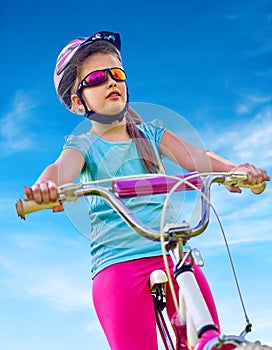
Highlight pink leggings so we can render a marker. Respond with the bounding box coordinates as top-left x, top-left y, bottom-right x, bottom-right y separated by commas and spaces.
92, 256, 219, 350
